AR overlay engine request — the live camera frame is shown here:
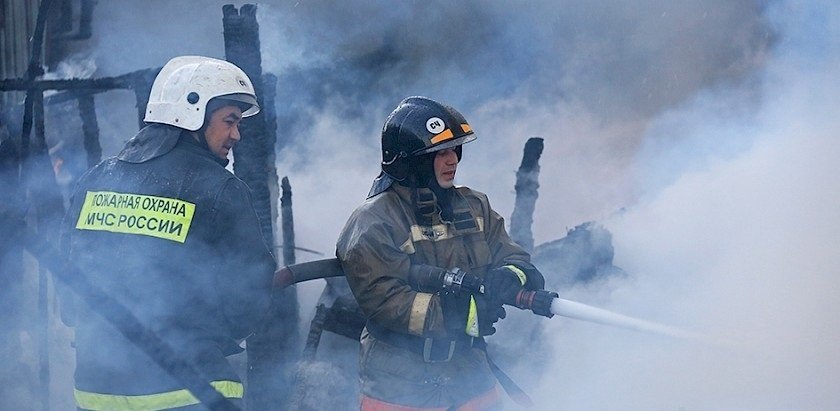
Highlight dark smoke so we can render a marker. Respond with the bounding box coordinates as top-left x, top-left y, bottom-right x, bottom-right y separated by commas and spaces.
261, 0, 774, 163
